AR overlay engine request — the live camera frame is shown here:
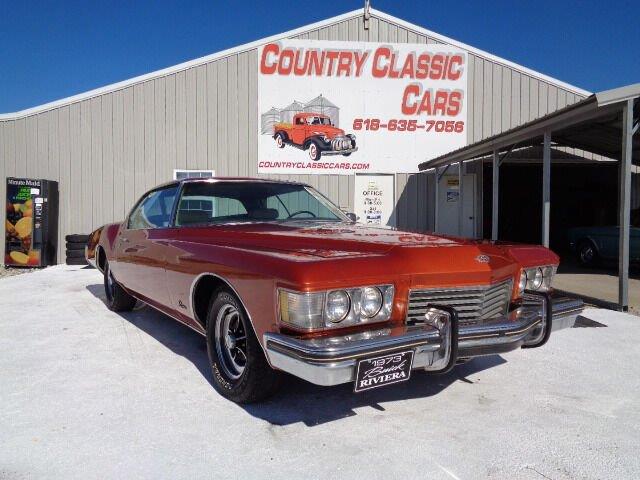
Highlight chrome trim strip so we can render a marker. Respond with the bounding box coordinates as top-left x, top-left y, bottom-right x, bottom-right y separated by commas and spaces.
265, 326, 441, 363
